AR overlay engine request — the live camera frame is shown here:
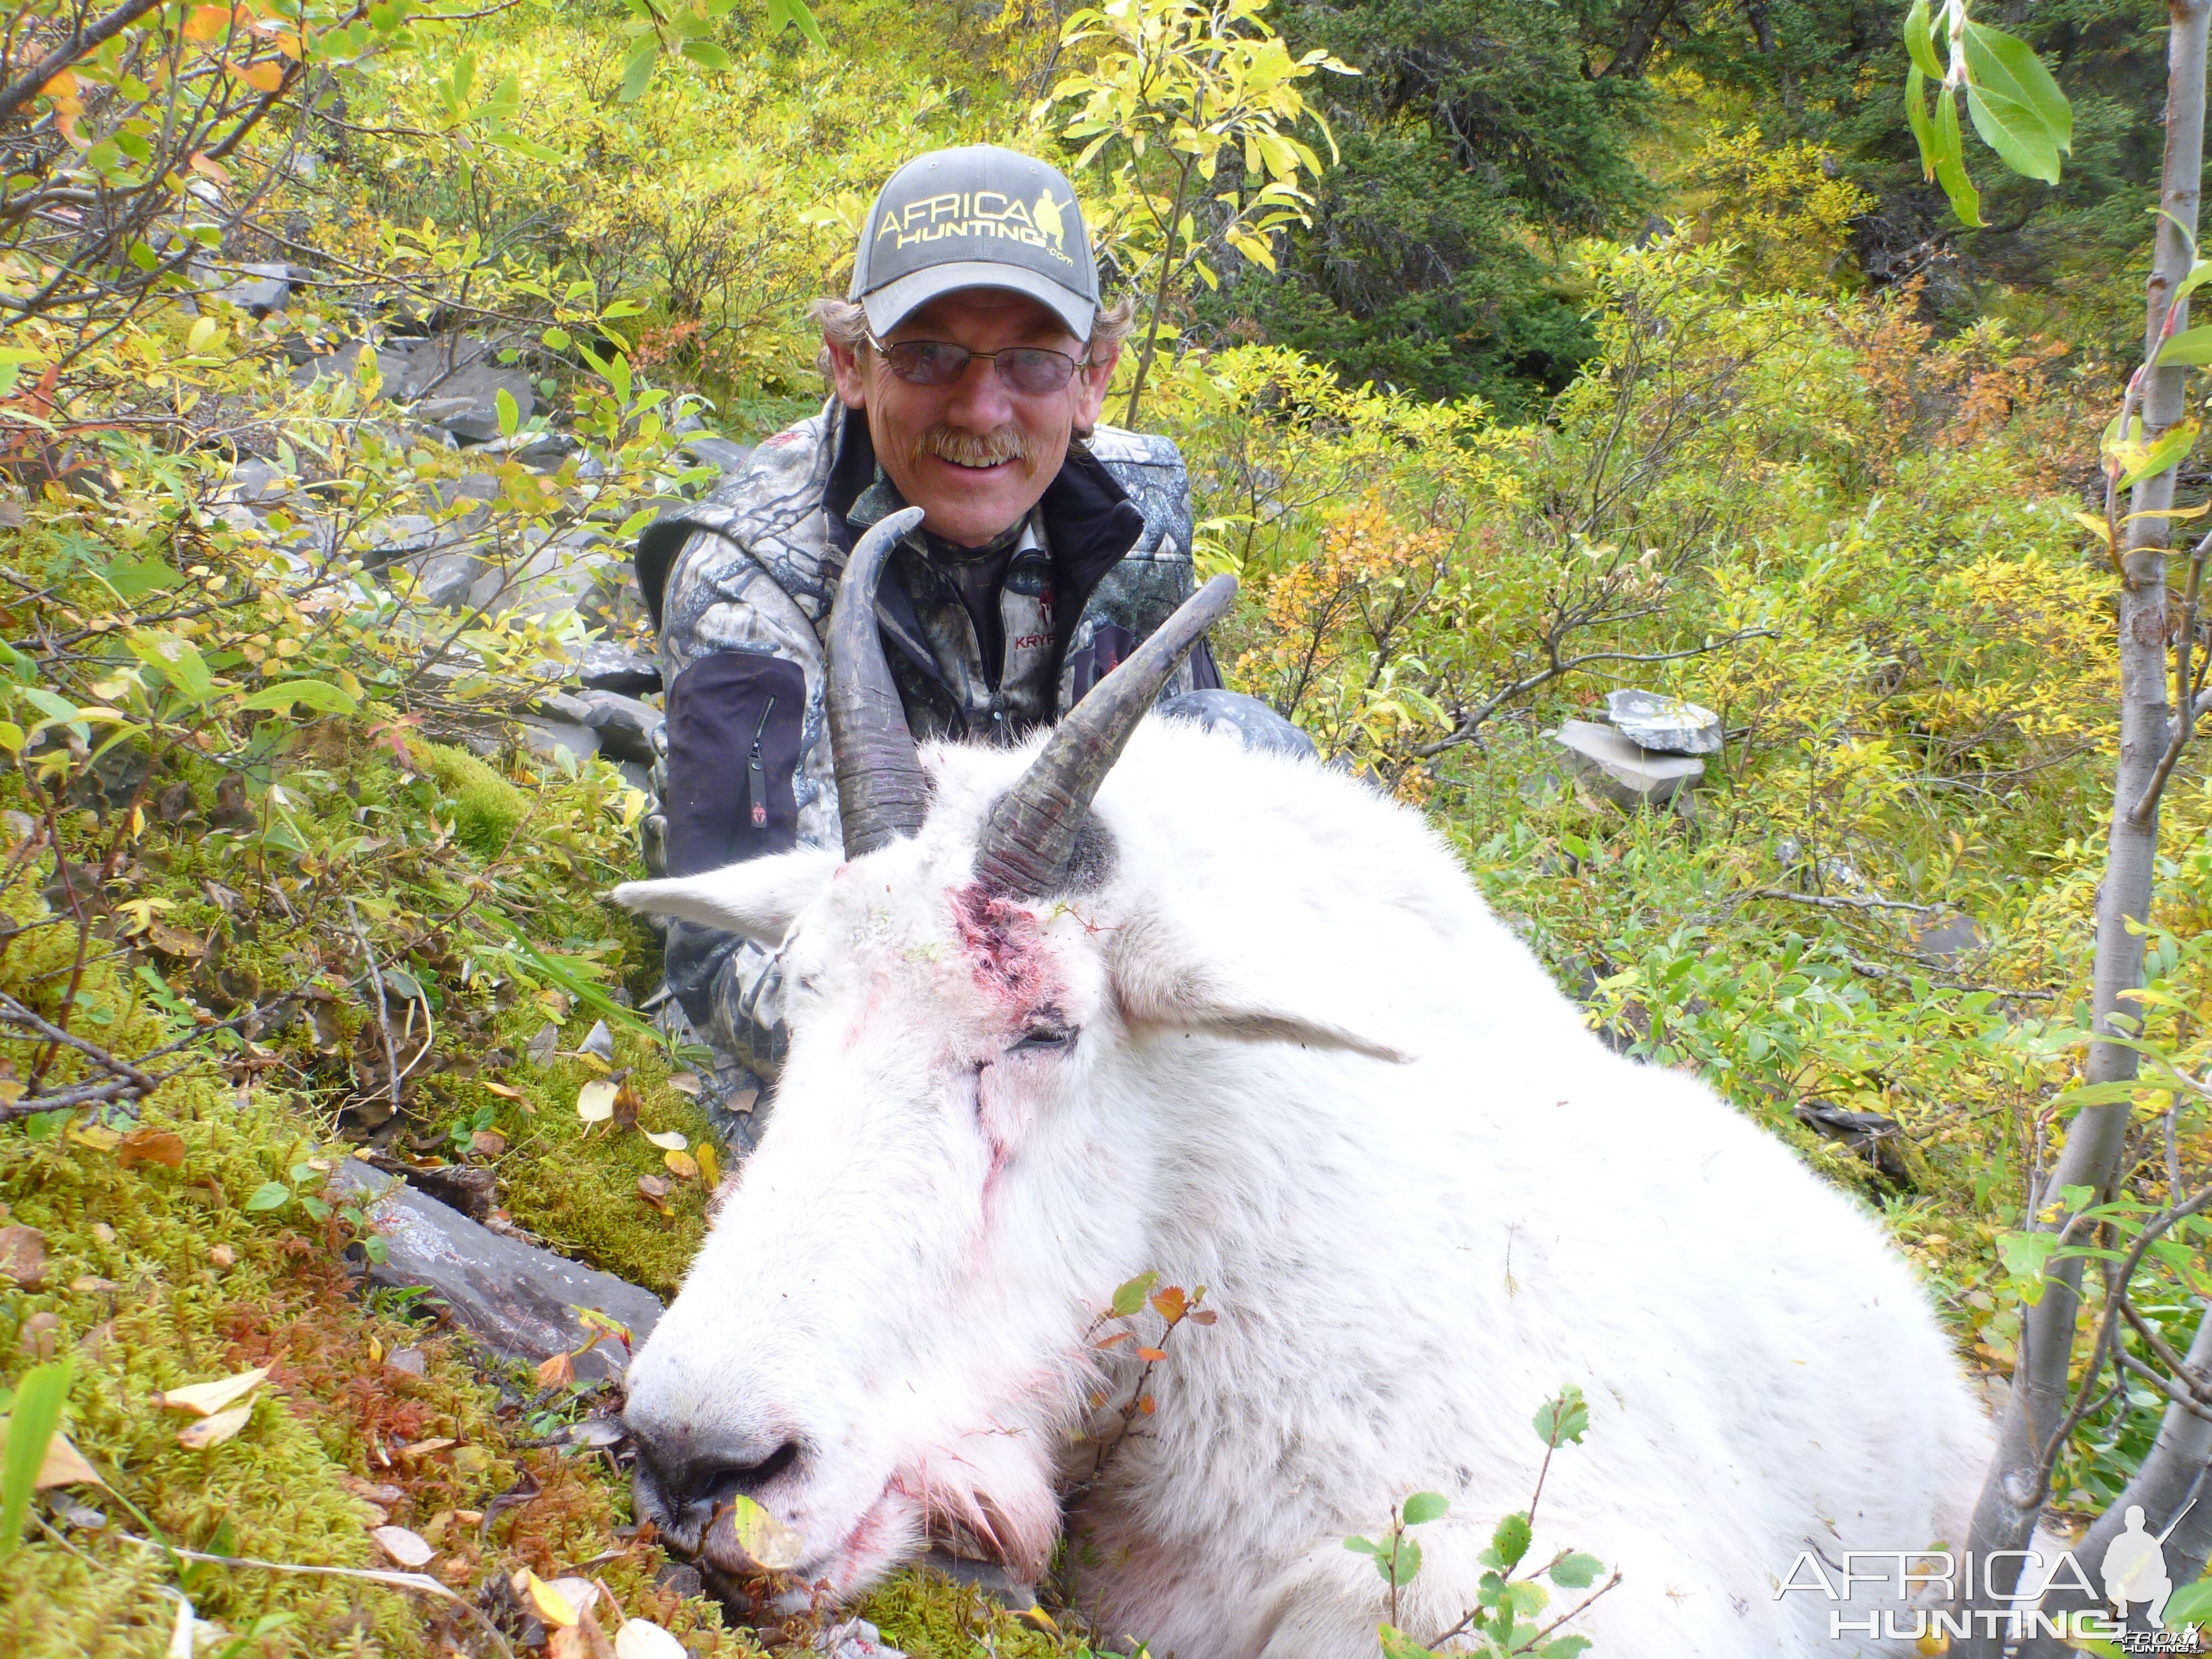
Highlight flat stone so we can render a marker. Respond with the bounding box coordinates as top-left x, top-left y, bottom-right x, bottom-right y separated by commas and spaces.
1551, 719, 1704, 808
525, 688, 599, 726
397, 550, 490, 609
580, 690, 661, 765
290, 340, 413, 399
578, 643, 662, 696
1604, 688, 1722, 756
329, 1163, 659, 1380
516, 718, 598, 761
205, 261, 293, 316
